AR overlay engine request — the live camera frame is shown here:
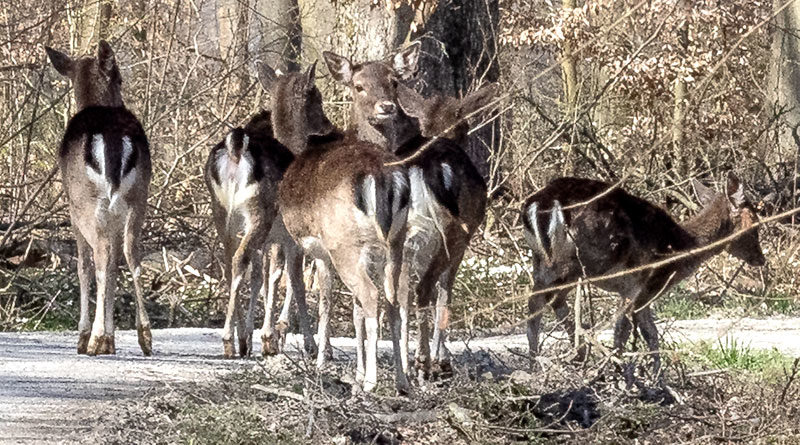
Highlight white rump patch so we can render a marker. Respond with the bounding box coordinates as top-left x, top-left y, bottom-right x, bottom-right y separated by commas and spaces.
526, 202, 547, 258
441, 162, 453, 191
361, 175, 377, 216
212, 150, 259, 223
86, 134, 137, 217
